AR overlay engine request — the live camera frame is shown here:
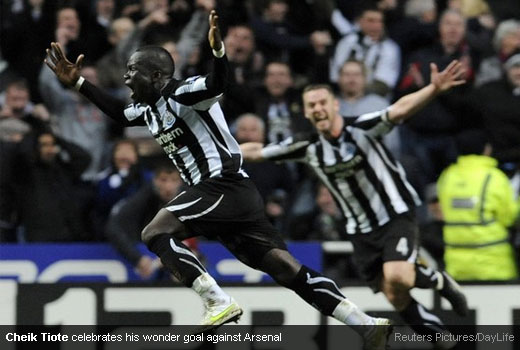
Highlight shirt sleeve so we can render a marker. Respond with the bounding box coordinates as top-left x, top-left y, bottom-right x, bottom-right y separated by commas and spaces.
161, 55, 228, 111
79, 80, 146, 126
261, 133, 314, 162
344, 108, 394, 138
